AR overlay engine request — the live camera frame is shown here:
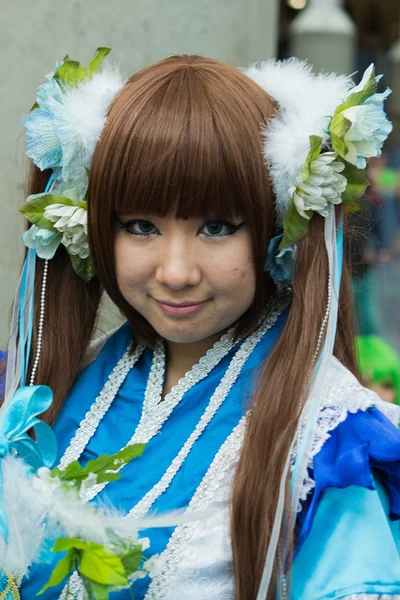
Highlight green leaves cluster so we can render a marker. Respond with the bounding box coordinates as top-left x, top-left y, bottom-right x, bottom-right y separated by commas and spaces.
38, 536, 145, 600
280, 131, 368, 249
55, 48, 111, 88
37, 444, 146, 599
19, 192, 95, 281
30, 48, 111, 113
340, 162, 369, 212
50, 443, 145, 490
330, 66, 377, 160
20, 193, 75, 230
280, 135, 321, 249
